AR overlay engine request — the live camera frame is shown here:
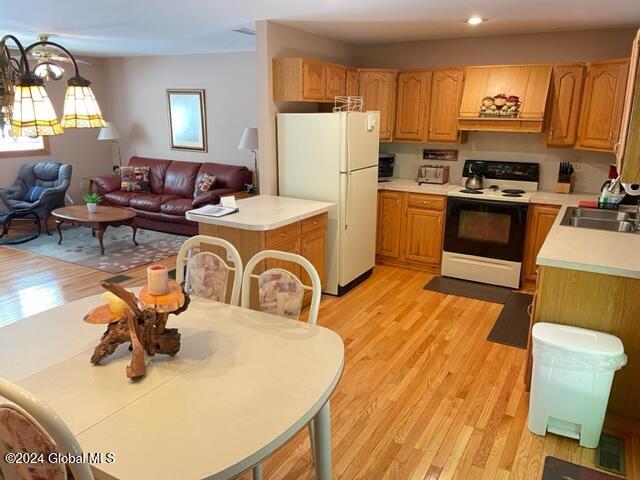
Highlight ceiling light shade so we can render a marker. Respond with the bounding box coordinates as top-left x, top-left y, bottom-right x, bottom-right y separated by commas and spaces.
34, 62, 65, 81
466, 16, 484, 25
61, 77, 106, 128
238, 127, 258, 150
10, 74, 63, 137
